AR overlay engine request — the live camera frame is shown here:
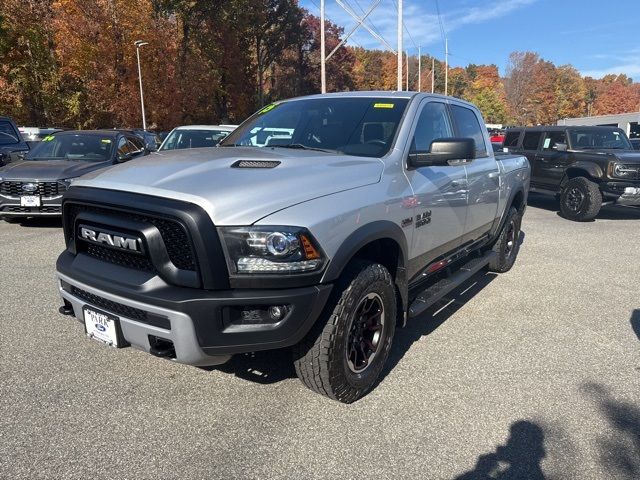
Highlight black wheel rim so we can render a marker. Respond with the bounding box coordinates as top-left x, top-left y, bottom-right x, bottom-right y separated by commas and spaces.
346, 293, 385, 373
505, 219, 516, 258
566, 187, 584, 212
